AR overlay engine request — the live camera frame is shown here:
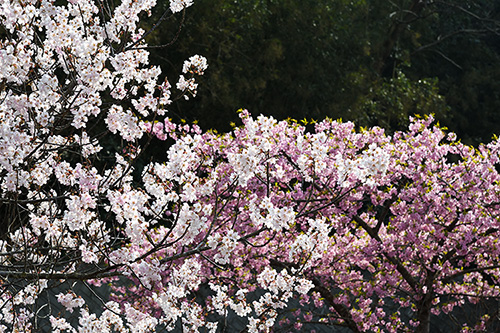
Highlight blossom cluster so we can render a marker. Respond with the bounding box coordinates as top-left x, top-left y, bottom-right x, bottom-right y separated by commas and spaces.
177, 55, 208, 99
